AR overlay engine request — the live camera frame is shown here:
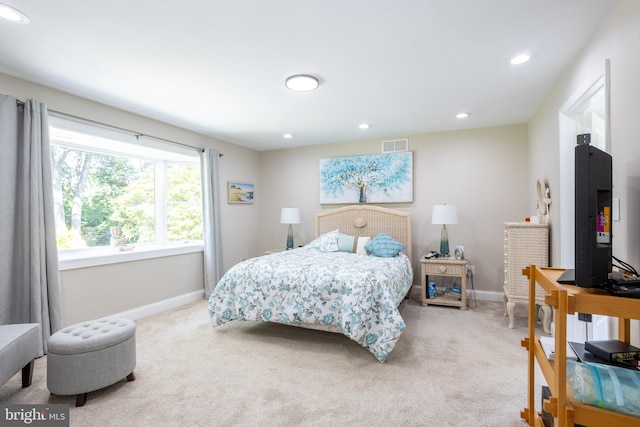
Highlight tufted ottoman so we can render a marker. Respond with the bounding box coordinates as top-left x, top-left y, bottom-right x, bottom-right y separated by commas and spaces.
47, 318, 136, 407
